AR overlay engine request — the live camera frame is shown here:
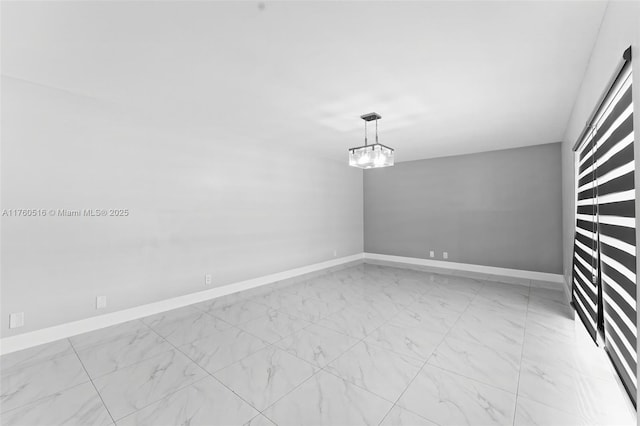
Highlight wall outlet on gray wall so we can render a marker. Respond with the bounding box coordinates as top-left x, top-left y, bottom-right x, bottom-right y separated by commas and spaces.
429, 251, 435, 258
205, 274, 212, 286
443, 252, 448, 260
